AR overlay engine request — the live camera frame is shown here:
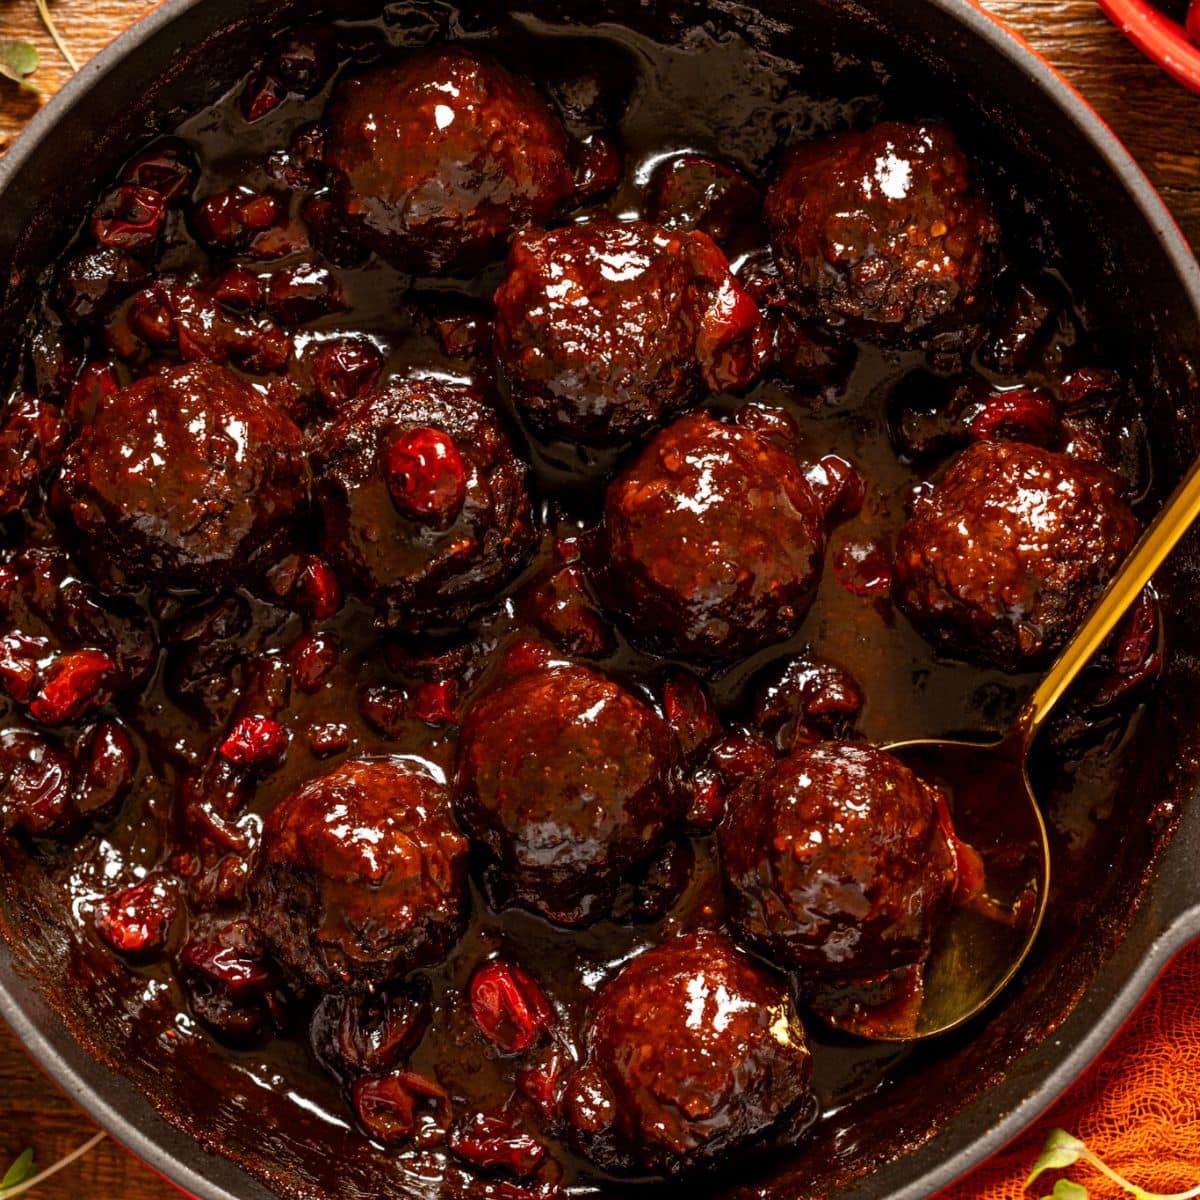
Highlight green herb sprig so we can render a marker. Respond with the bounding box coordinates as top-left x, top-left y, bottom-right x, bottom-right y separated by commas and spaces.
0, 1133, 105, 1199
0, 41, 40, 92
1028, 1129, 1200, 1200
